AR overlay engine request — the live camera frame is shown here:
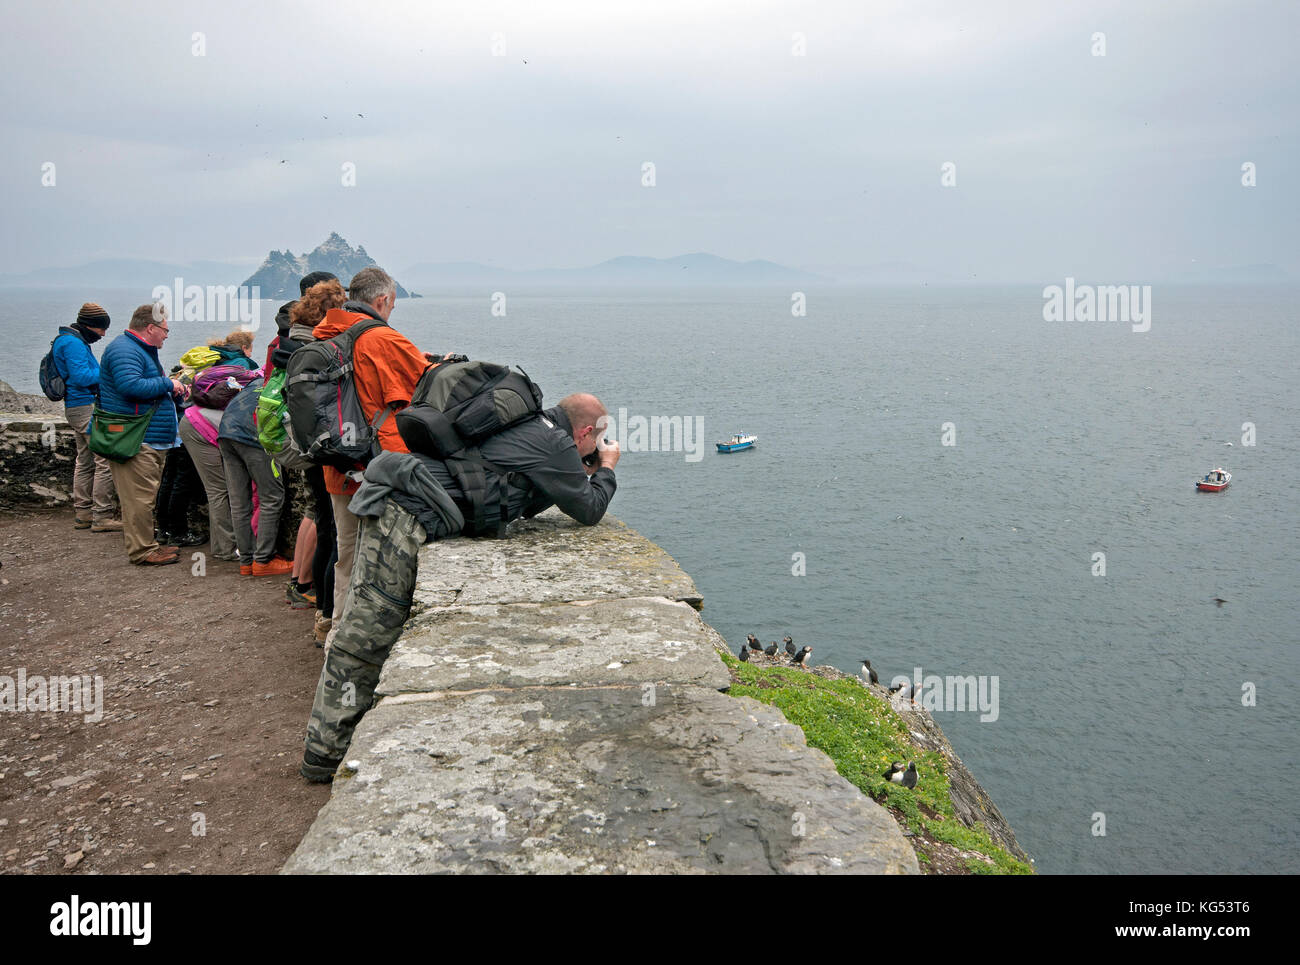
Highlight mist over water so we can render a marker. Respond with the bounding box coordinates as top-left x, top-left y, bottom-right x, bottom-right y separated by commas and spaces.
5, 284, 1297, 873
